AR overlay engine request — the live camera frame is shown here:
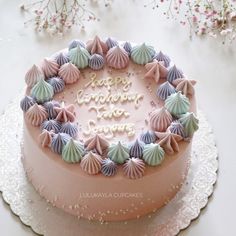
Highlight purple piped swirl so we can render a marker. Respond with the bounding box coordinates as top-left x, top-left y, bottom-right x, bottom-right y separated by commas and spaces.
140, 131, 156, 144
43, 100, 61, 119
60, 122, 78, 138
106, 37, 118, 49
88, 54, 105, 70
157, 81, 176, 101
47, 77, 65, 93
129, 139, 144, 158
55, 52, 69, 66
123, 42, 132, 55
169, 120, 185, 137
101, 158, 117, 177
20, 96, 36, 112
51, 133, 70, 154
68, 39, 85, 50
167, 65, 183, 83
41, 119, 61, 133
154, 51, 171, 68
